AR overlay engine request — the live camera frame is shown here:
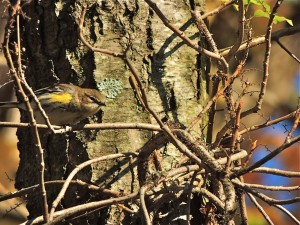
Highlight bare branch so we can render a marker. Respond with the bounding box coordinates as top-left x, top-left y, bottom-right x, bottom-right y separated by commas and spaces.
247, 193, 274, 225
285, 109, 300, 142
238, 109, 300, 135
237, 178, 248, 225
190, 9, 220, 143
276, 39, 300, 63
3, 3, 49, 221
251, 167, 300, 177
240, 0, 284, 118
49, 153, 137, 220
274, 204, 300, 224
140, 186, 151, 225
221, 24, 300, 56
200, 0, 236, 20
166, 150, 247, 178
24, 192, 139, 225
241, 183, 300, 191
187, 62, 243, 131
0, 180, 121, 202
225, 0, 245, 61
231, 134, 300, 178
234, 179, 300, 205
